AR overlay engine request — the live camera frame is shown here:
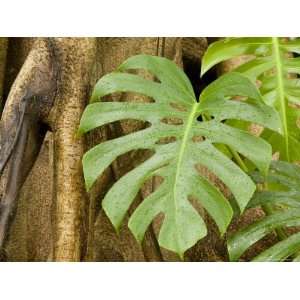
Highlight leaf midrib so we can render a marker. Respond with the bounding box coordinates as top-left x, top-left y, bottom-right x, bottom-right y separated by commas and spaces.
172, 102, 199, 253
272, 37, 290, 161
